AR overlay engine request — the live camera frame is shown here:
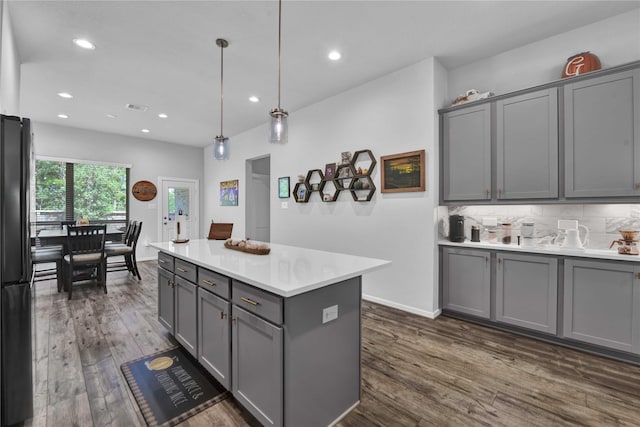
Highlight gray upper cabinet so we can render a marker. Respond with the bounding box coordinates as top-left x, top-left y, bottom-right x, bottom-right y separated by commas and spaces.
442, 104, 492, 201
197, 287, 231, 389
564, 69, 640, 198
174, 276, 198, 357
442, 247, 491, 318
495, 252, 557, 334
496, 89, 558, 200
563, 259, 640, 354
158, 265, 174, 333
